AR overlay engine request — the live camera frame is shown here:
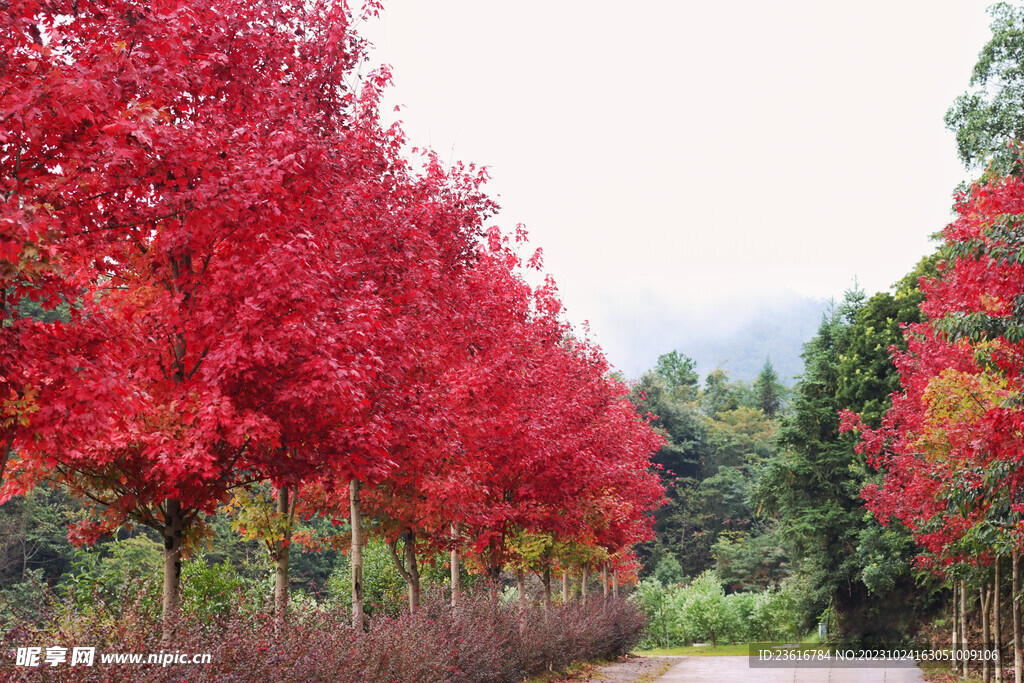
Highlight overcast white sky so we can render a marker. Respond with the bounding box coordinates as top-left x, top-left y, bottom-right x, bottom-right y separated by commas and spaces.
359, 1, 996, 374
